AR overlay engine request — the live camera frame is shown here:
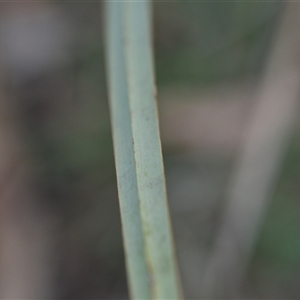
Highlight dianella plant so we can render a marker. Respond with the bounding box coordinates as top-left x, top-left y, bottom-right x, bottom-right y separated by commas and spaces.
105, 0, 182, 299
